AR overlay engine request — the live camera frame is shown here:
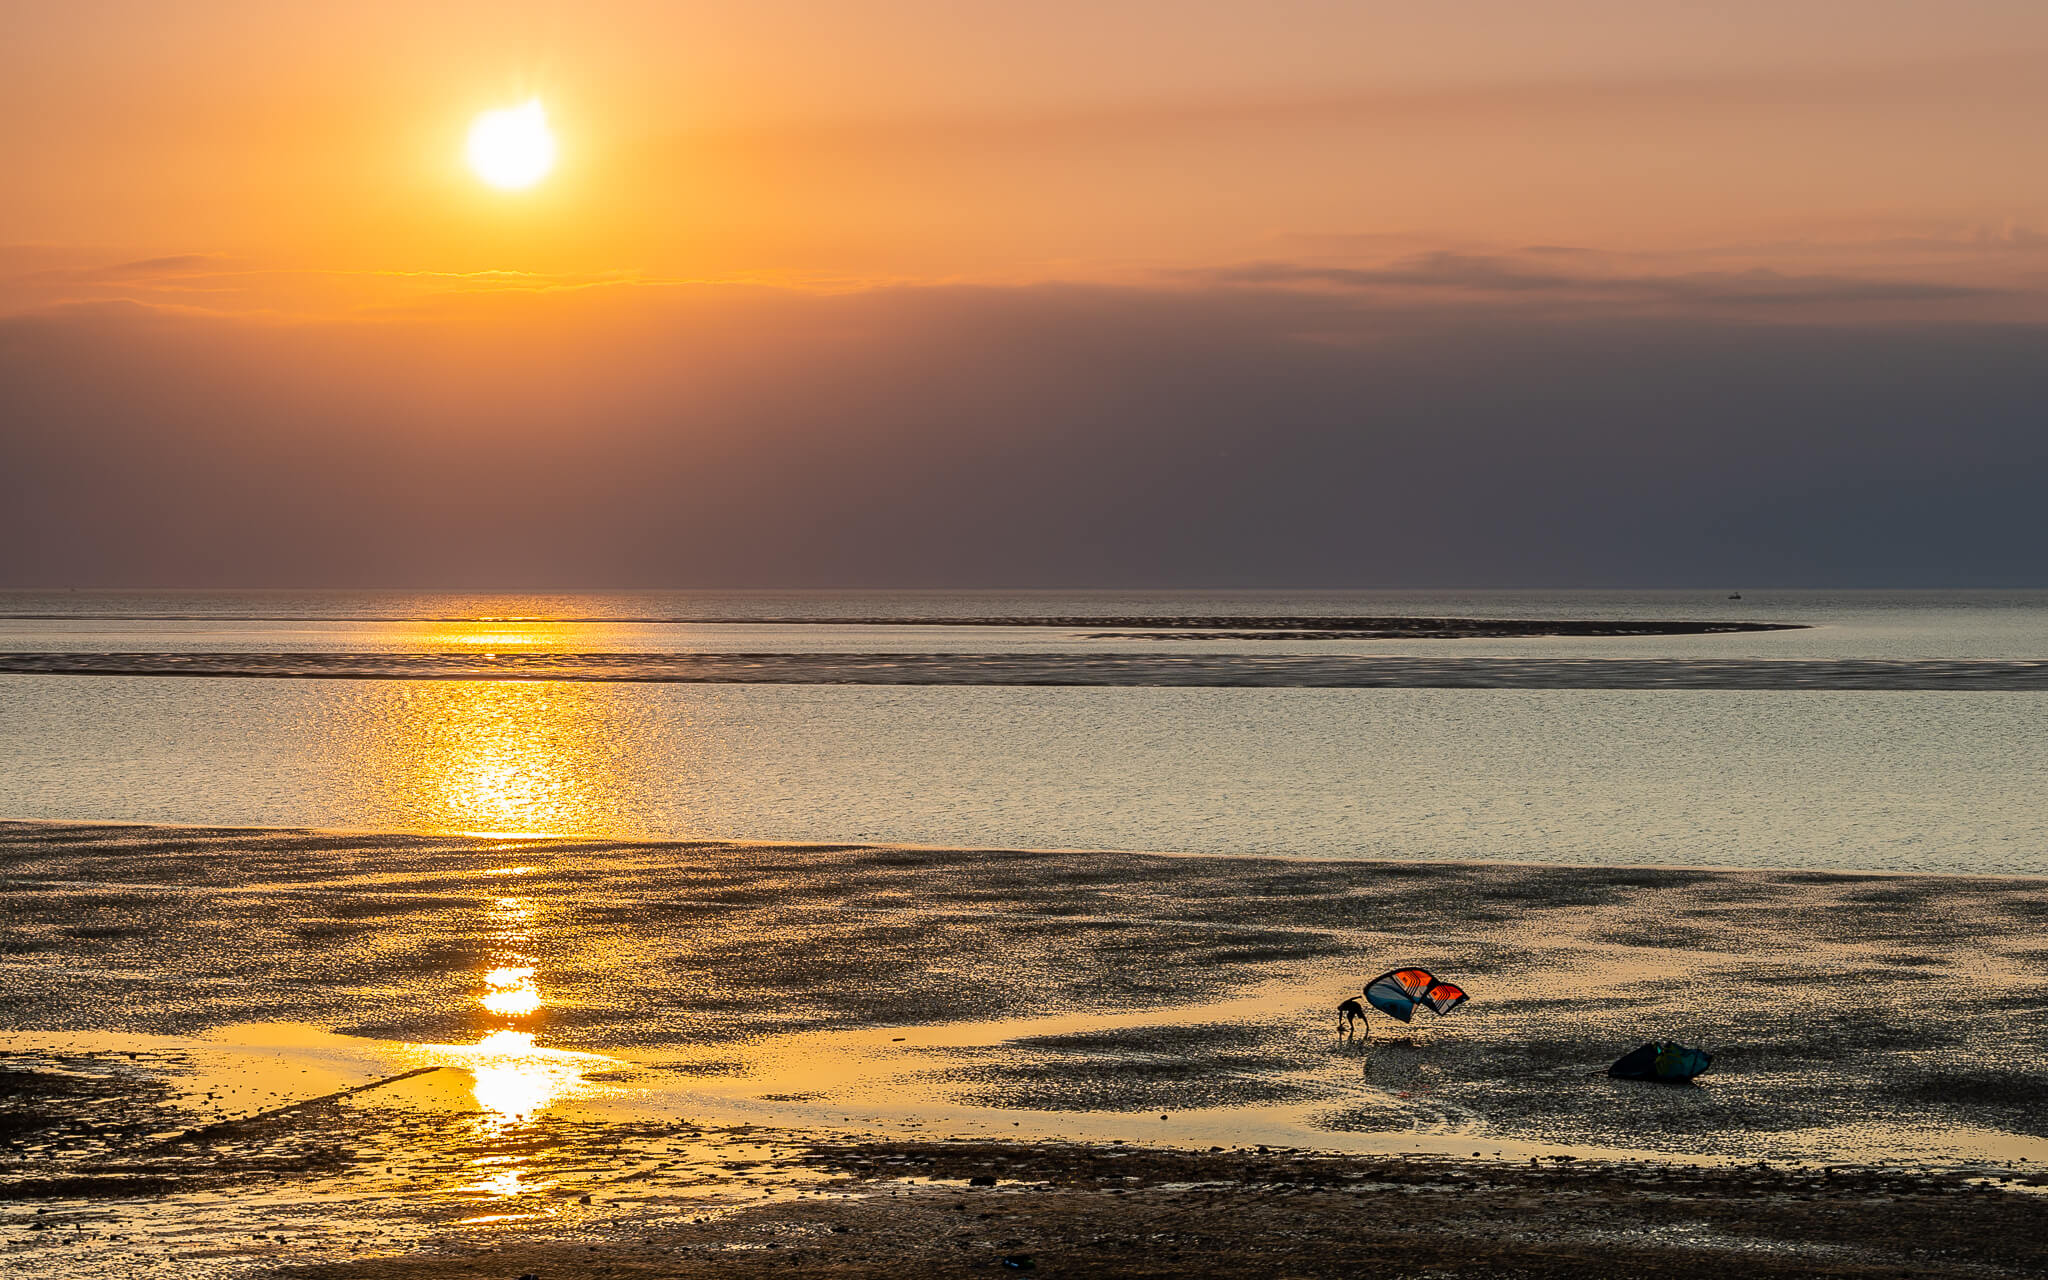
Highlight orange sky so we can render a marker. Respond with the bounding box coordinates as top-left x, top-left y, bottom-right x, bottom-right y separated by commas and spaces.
8, 1, 2048, 313
5, 4, 2048, 588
